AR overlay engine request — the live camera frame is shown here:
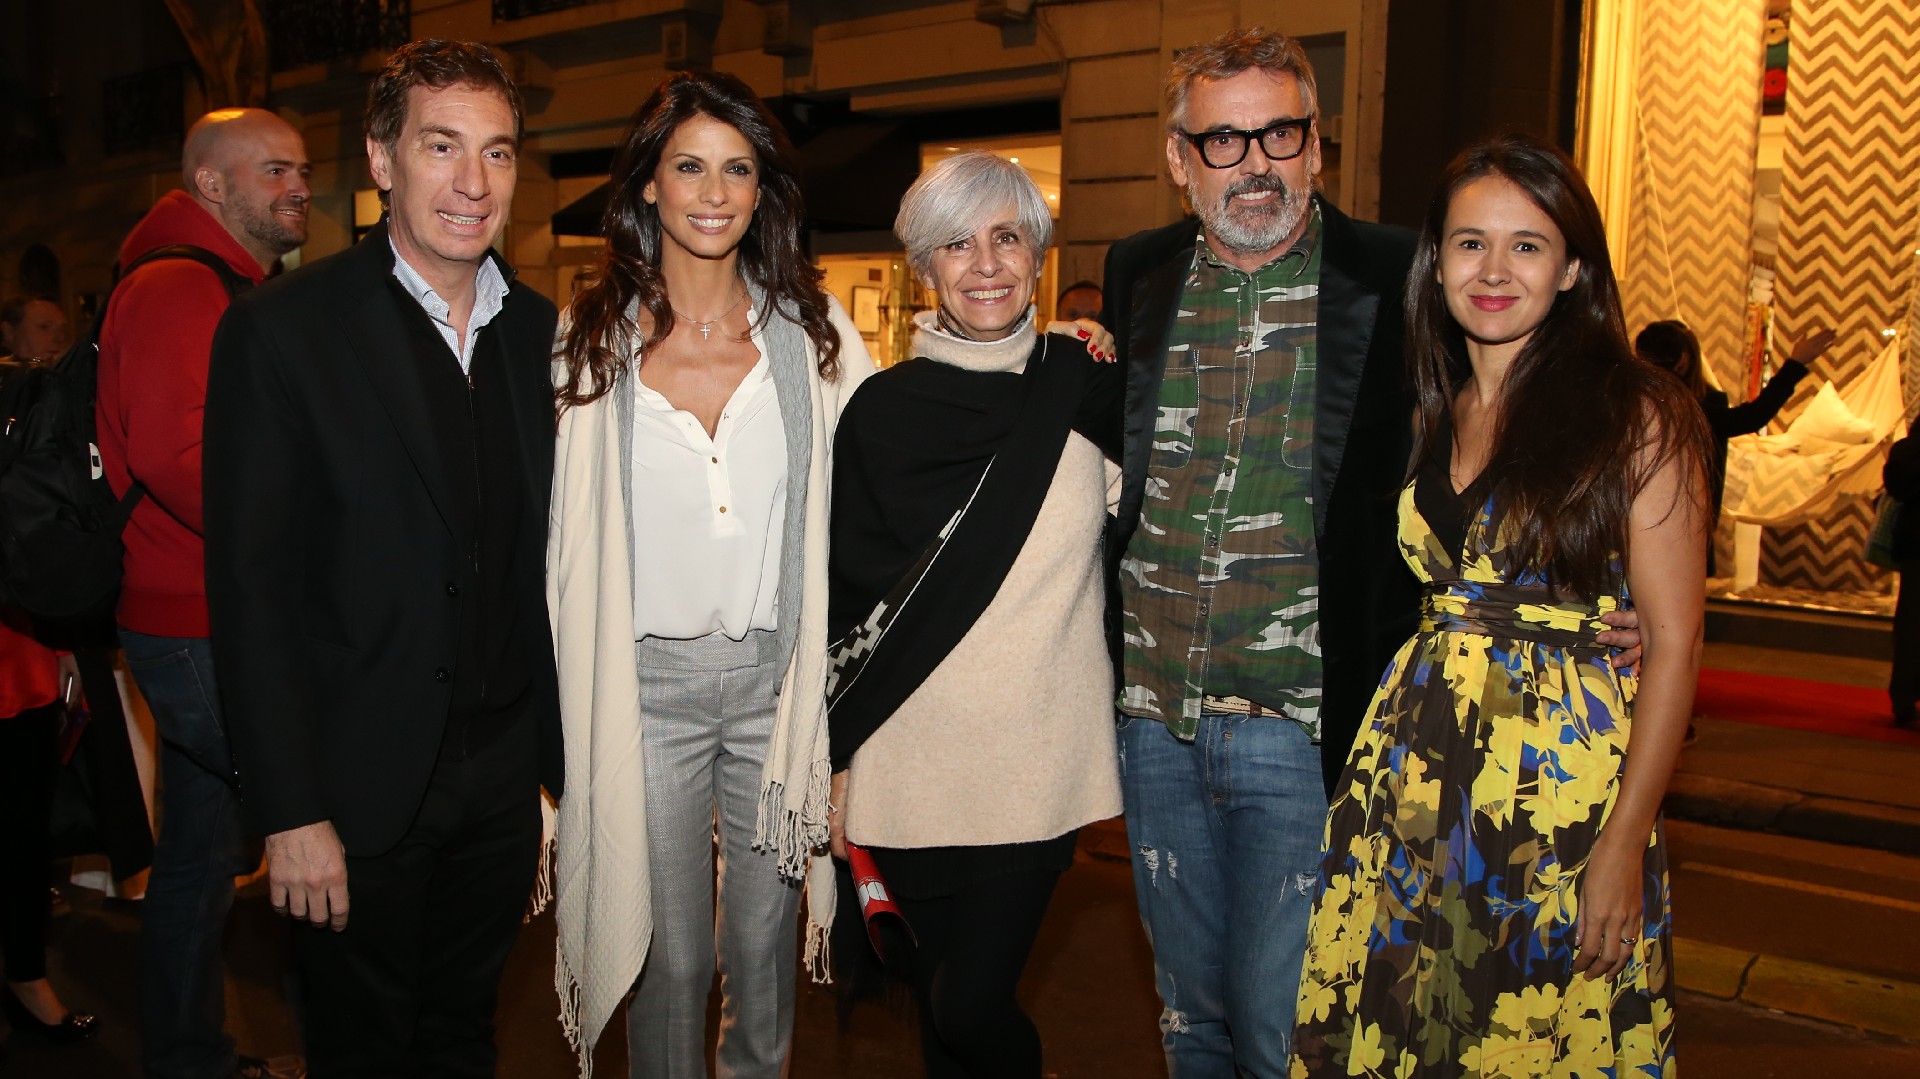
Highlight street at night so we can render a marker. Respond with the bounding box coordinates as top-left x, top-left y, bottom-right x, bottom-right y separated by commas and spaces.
9, 641, 1920, 1077
7, 2, 1920, 1075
